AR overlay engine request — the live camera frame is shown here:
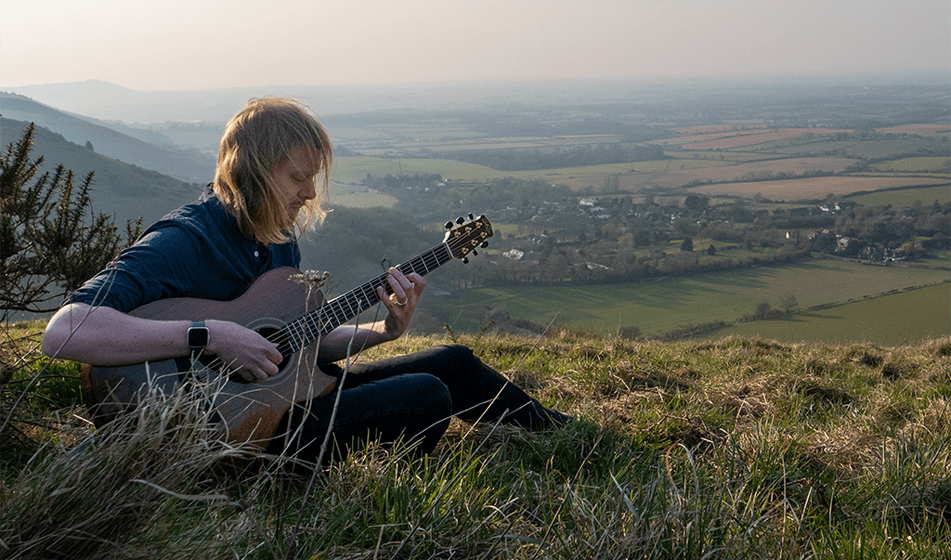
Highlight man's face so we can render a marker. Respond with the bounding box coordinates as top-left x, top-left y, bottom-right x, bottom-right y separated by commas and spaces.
270, 146, 321, 227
